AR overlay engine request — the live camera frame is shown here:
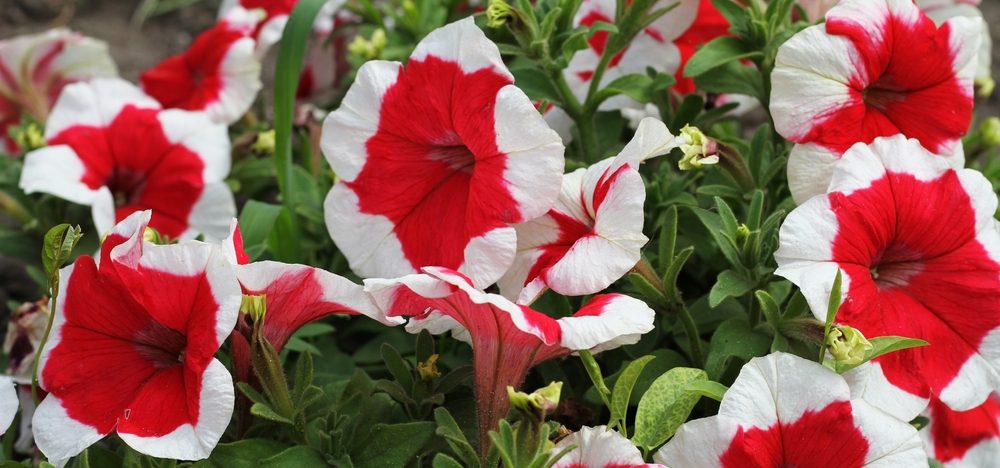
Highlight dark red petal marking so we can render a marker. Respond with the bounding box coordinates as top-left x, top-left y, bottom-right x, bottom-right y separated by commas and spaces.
830, 172, 1000, 399
350, 56, 516, 271
719, 401, 869, 467
930, 395, 1000, 462
45, 255, 220, 436
140, 24, 245, 111
49, 105, 205, 238
242, 268, 358, 352
801, 10, 971, 154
